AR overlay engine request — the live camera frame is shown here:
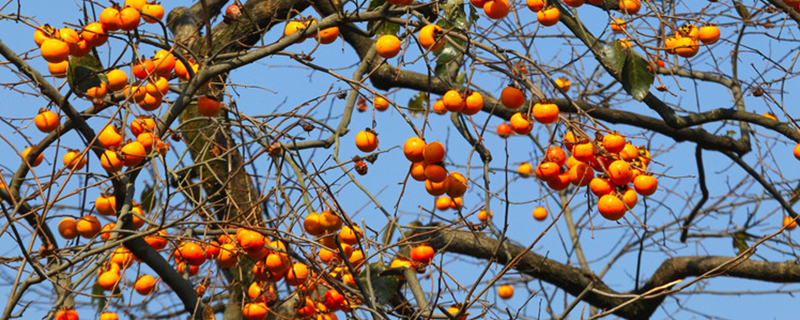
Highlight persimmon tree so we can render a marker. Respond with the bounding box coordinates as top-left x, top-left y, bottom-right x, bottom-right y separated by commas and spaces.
1, 0, 800, 319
